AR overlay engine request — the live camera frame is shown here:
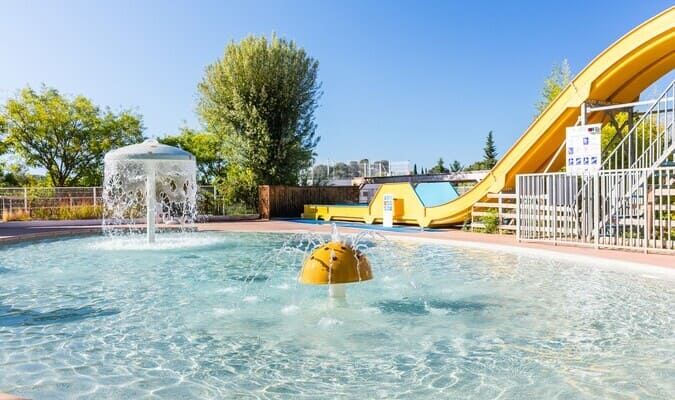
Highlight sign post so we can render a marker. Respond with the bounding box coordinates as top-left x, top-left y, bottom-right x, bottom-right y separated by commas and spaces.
383, 194, 393, 227
566, 124, 602, 175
